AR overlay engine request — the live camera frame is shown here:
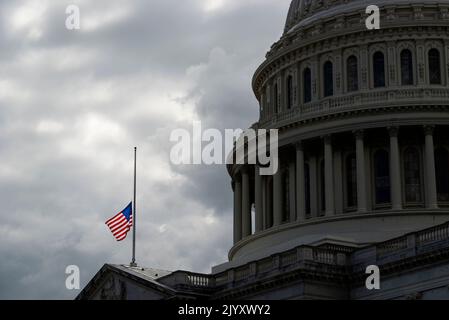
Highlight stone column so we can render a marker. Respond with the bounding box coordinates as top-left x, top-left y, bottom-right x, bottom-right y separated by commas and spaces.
324, 135, 335, 216
424, 125, 438, 209
289, 161, 296, 221
416, 40, 426, 85
389, 127, 402, 210
233, 177, 242, 244
296, 142, 306, 222
365, 146, 373, 211
254, 166, 263, 232
334, 49, 343, 95
355, 130, 367, 213
293, 66, 299, 108
360, 45, 369, 90
311, 58, 319, 101
273, 163, 283, 226
277, 76, 284, 113
266, 84, 271, 116
242, 168, 251, 237
445, 40, 449, 86
387, 42, 398, 86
